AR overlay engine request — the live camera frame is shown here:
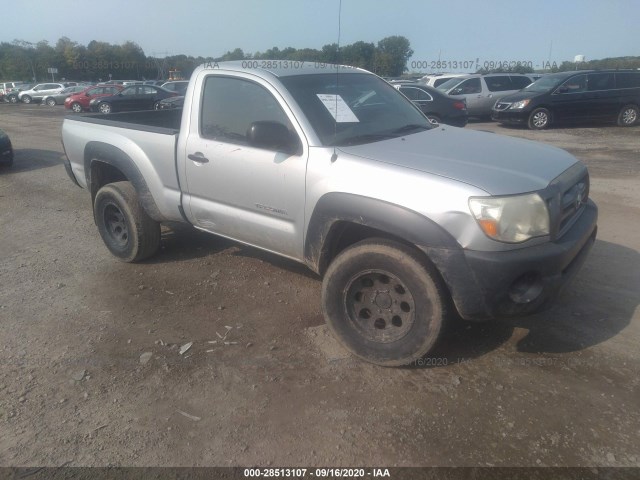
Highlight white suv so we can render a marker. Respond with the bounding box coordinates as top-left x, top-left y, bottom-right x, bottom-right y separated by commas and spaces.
18, 83, 68, 104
